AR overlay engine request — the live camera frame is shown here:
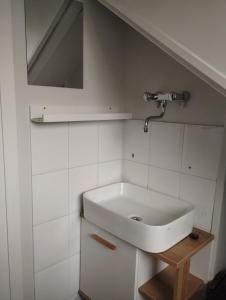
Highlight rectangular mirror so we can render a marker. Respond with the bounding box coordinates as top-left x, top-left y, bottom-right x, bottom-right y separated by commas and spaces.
24, 0, 83, 89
